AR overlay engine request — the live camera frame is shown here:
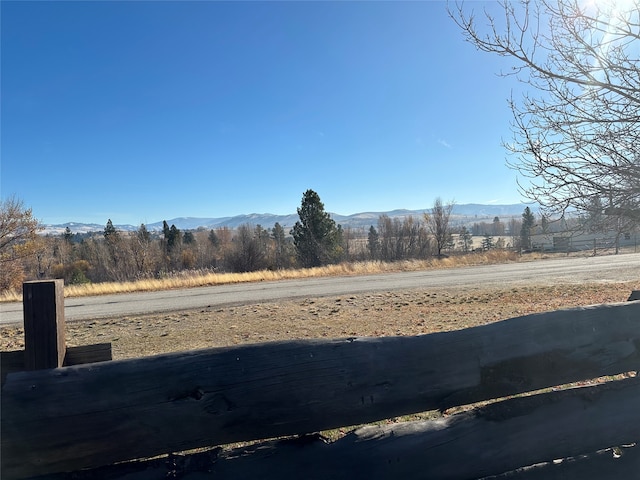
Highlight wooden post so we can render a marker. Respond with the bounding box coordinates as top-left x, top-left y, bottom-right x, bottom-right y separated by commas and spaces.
23, 280, 66, 370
